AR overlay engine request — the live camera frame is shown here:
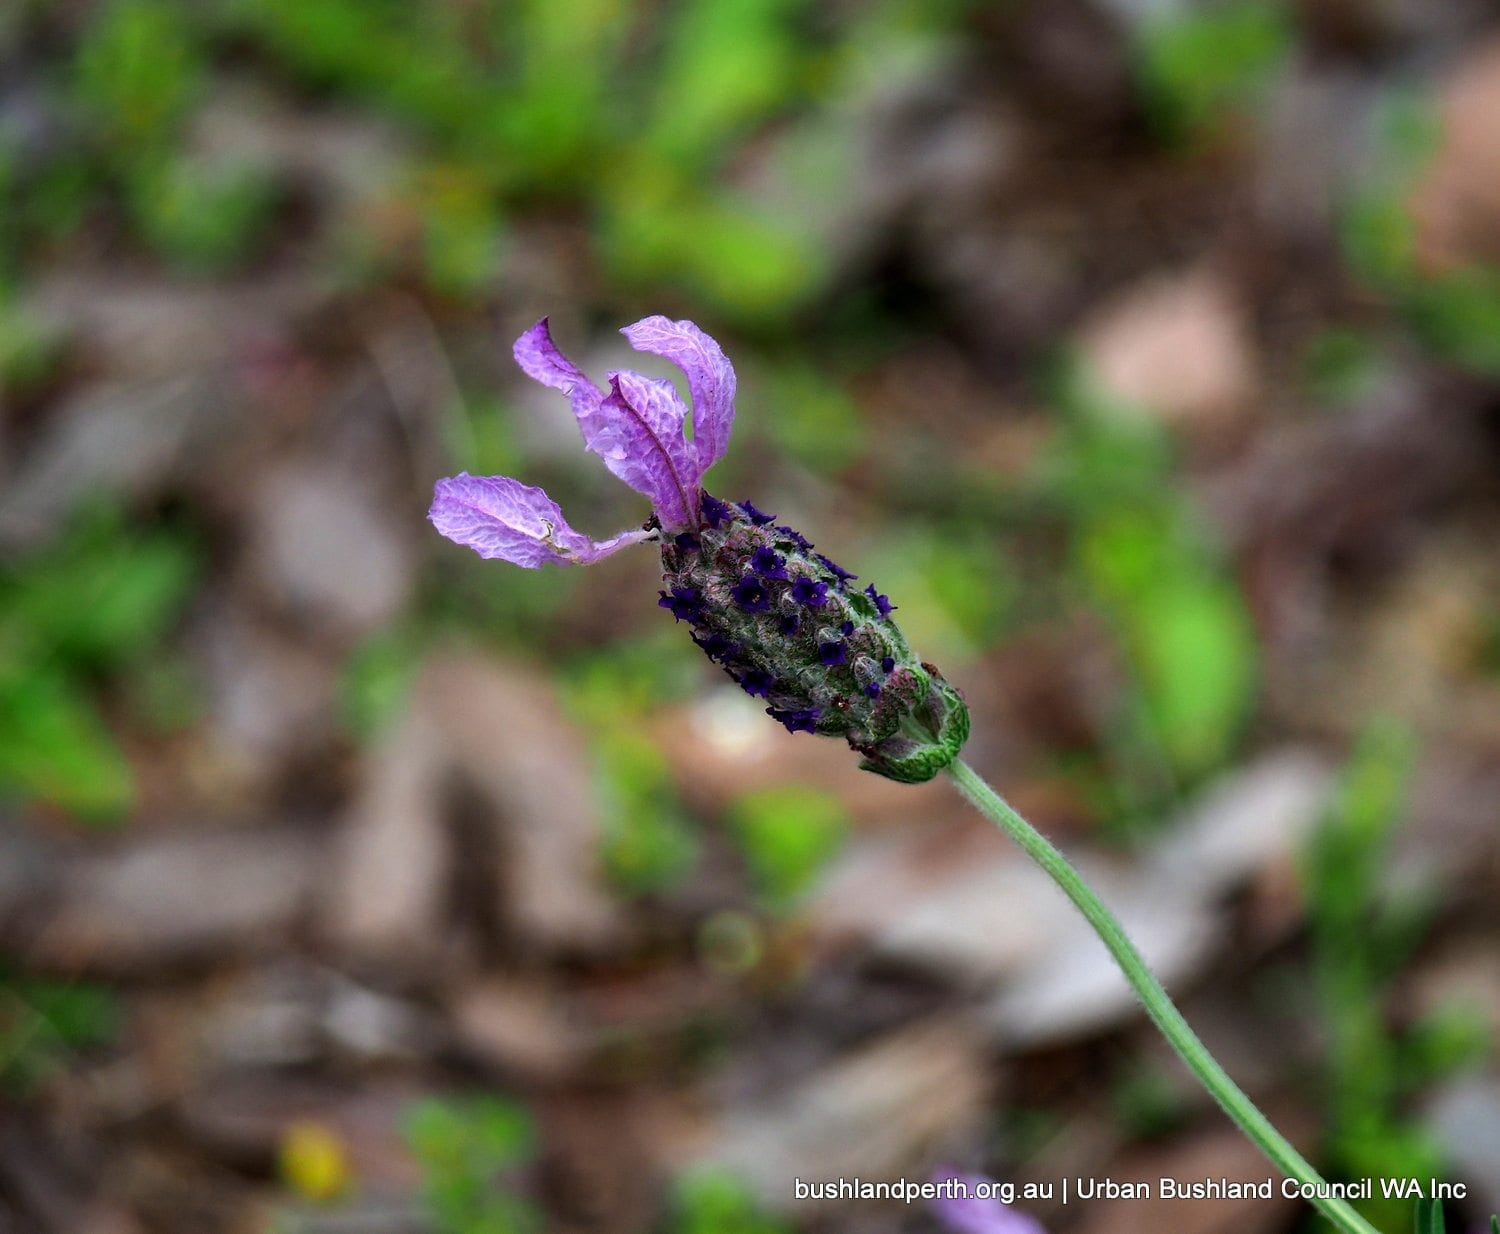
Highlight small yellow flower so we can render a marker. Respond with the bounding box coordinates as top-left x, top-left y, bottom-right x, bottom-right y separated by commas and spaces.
279, 1120, 350, 1203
